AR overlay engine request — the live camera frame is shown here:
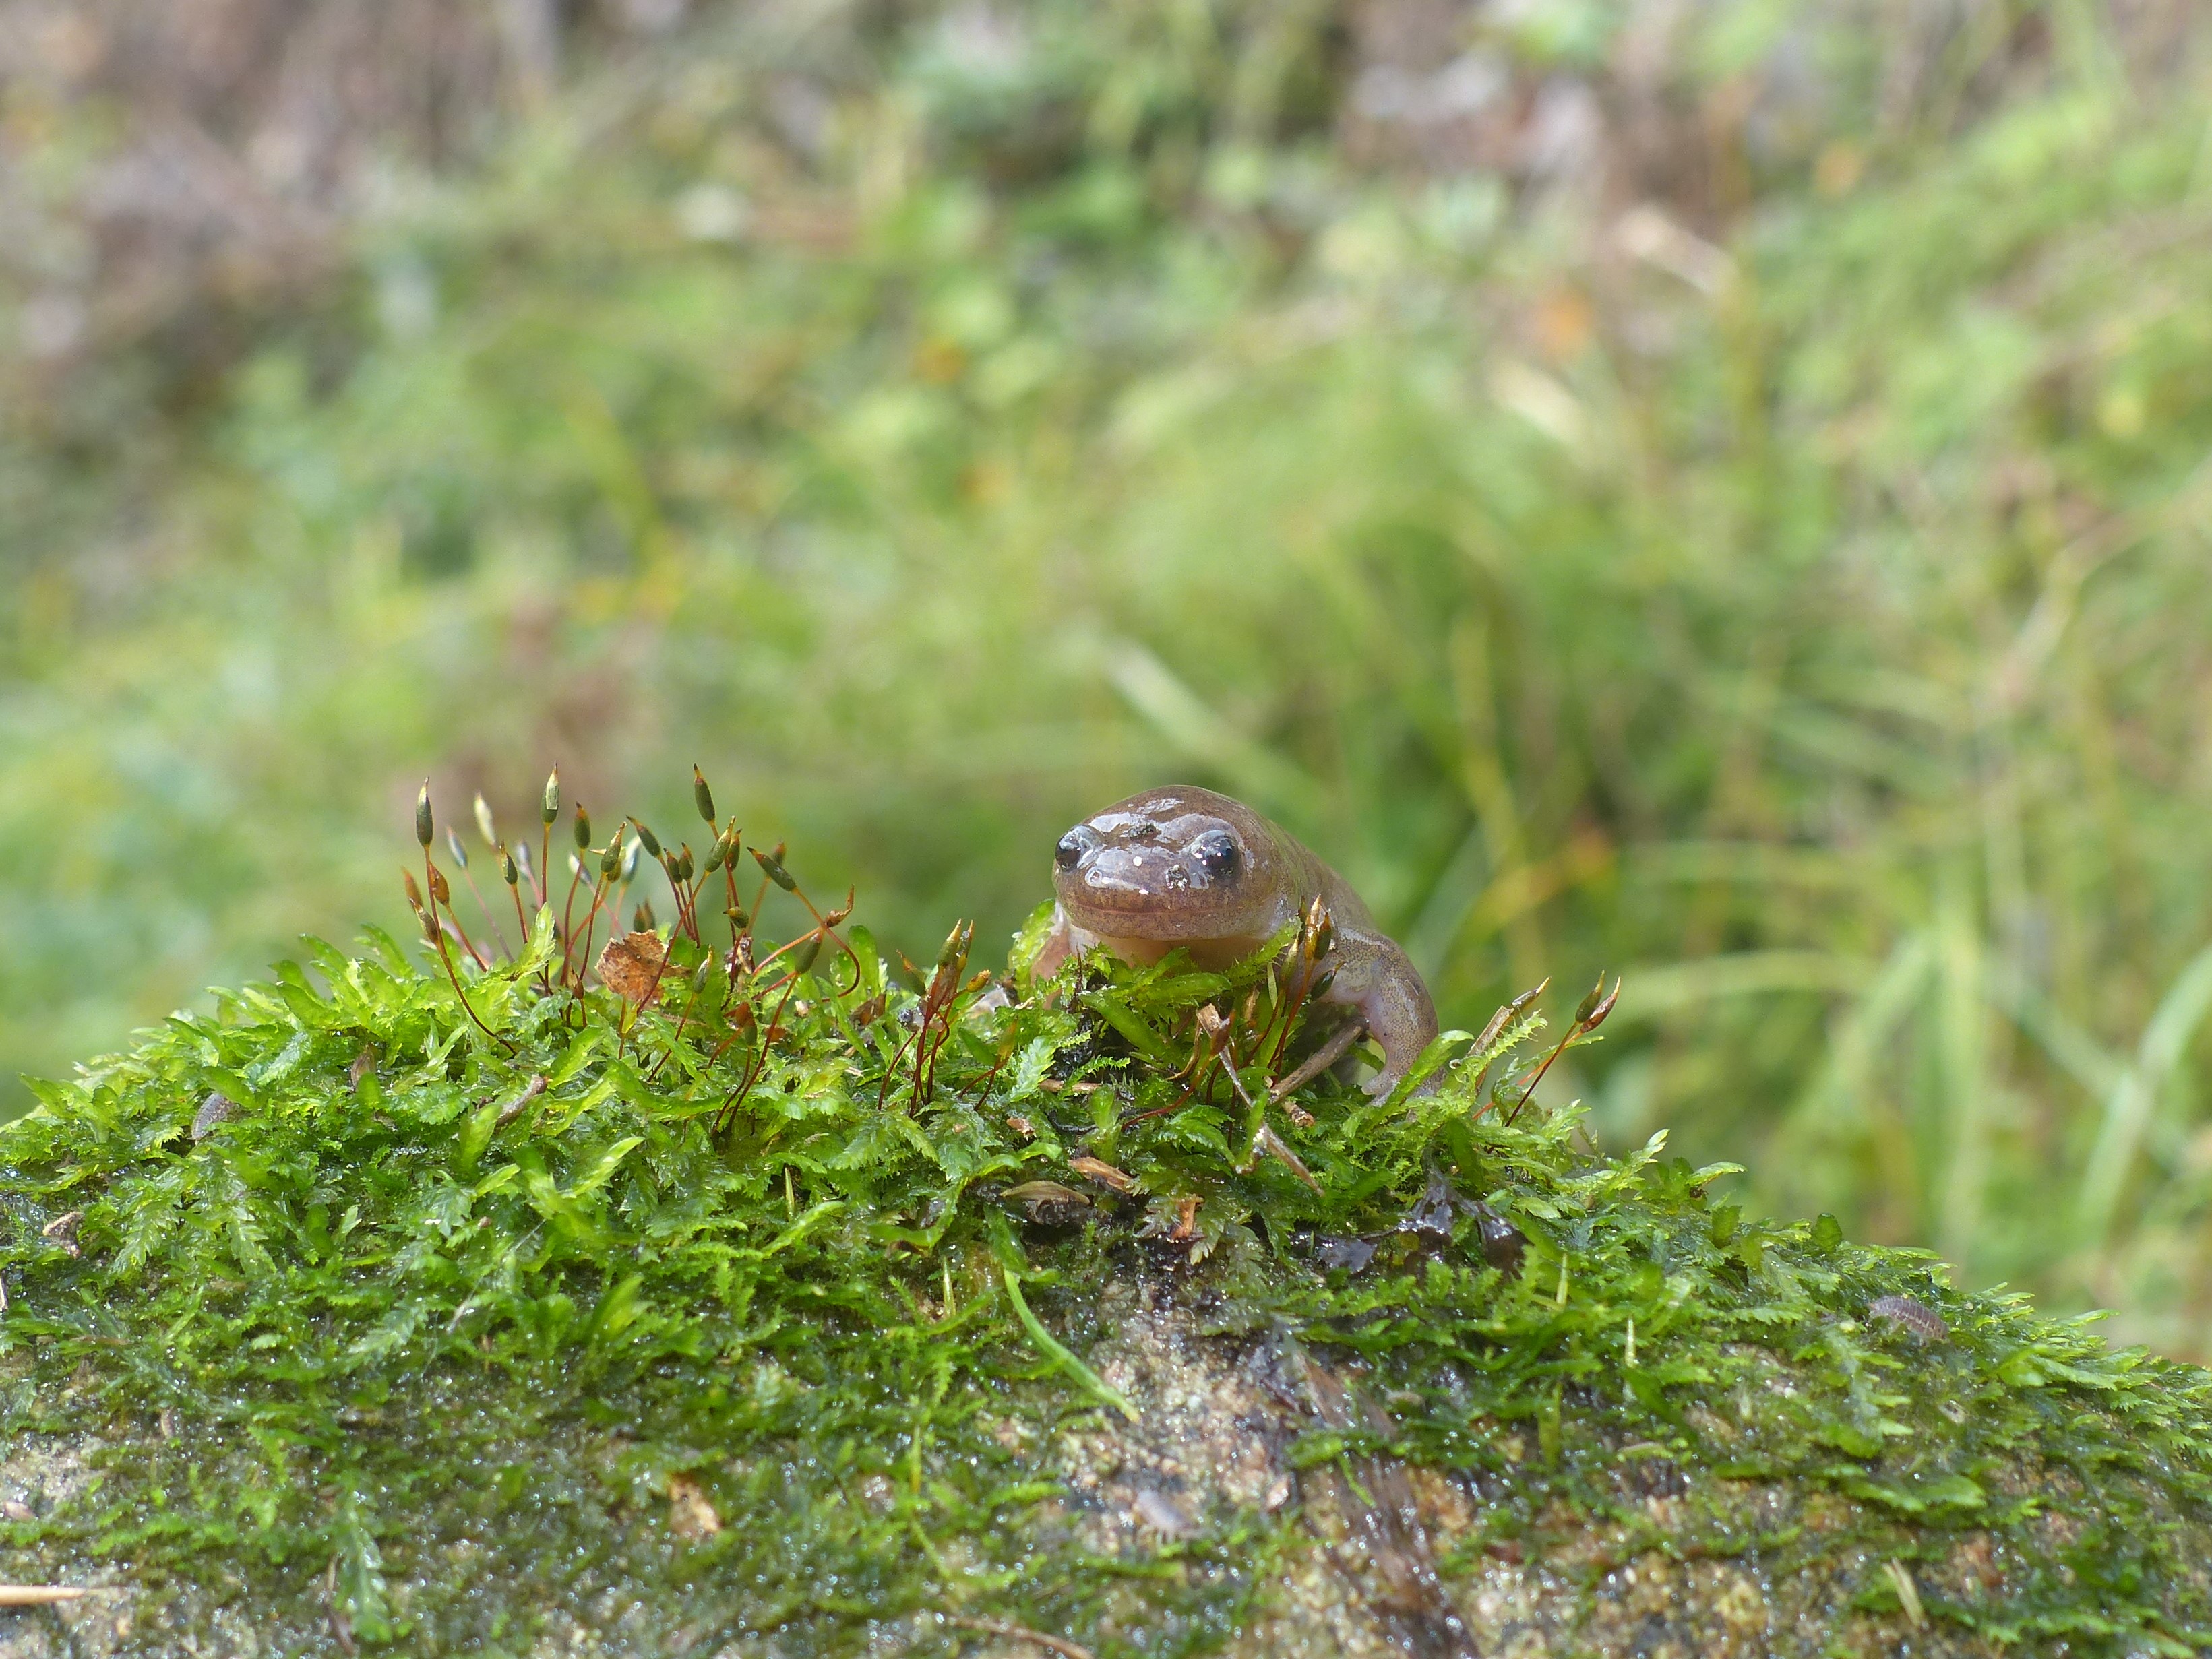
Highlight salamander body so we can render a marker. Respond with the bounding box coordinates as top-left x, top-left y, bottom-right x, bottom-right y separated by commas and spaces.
1035, 785, 1439, 1098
